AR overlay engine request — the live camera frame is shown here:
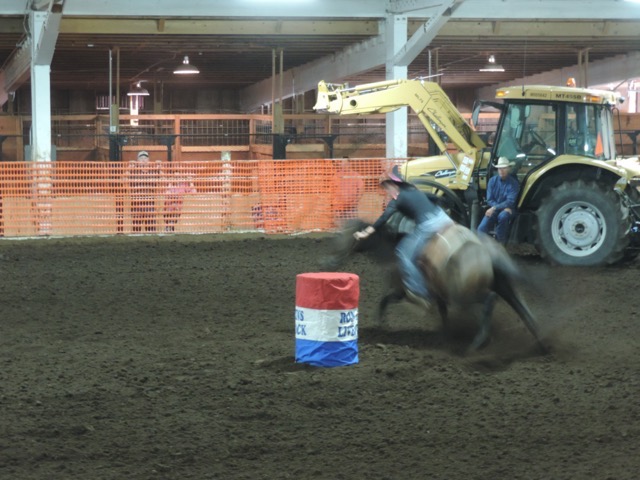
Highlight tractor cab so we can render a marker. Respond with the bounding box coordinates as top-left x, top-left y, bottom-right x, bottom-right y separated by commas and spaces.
488, 90, 618, 182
